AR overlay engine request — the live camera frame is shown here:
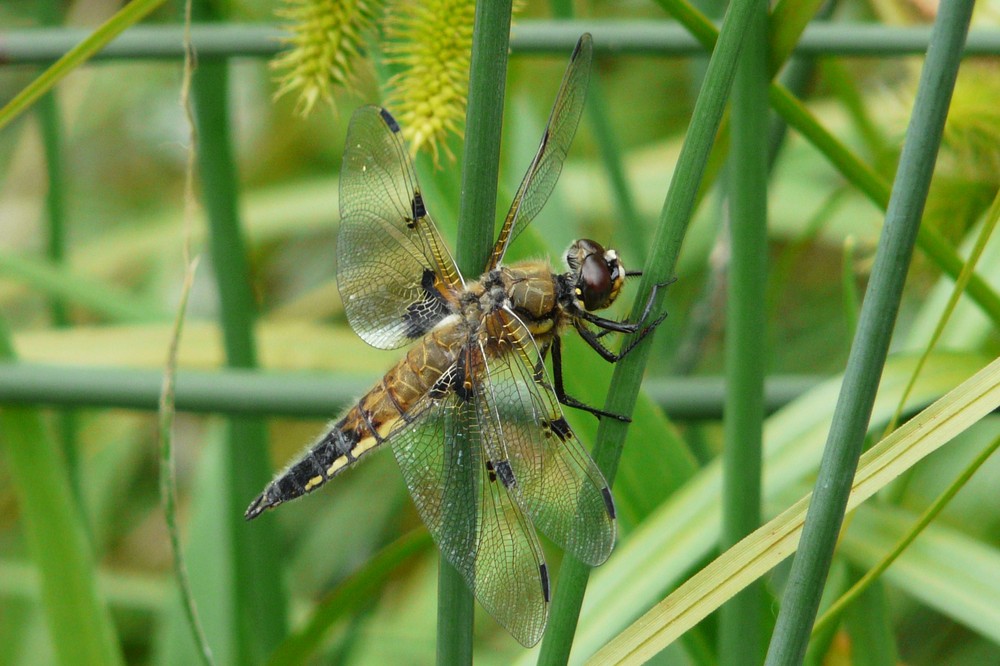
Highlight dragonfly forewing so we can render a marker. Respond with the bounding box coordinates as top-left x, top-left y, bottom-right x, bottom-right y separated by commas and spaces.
488, 34, 593, 269
338, 106, 462, 350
